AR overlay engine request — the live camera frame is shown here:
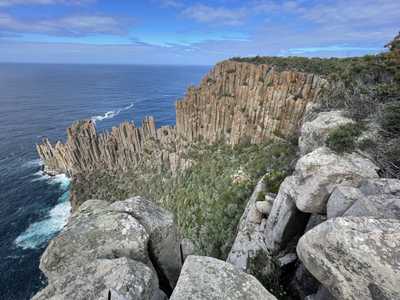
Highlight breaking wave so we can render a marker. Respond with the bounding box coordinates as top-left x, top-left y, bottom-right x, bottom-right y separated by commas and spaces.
16, 175, 71, 250
91, 103, 134, 122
